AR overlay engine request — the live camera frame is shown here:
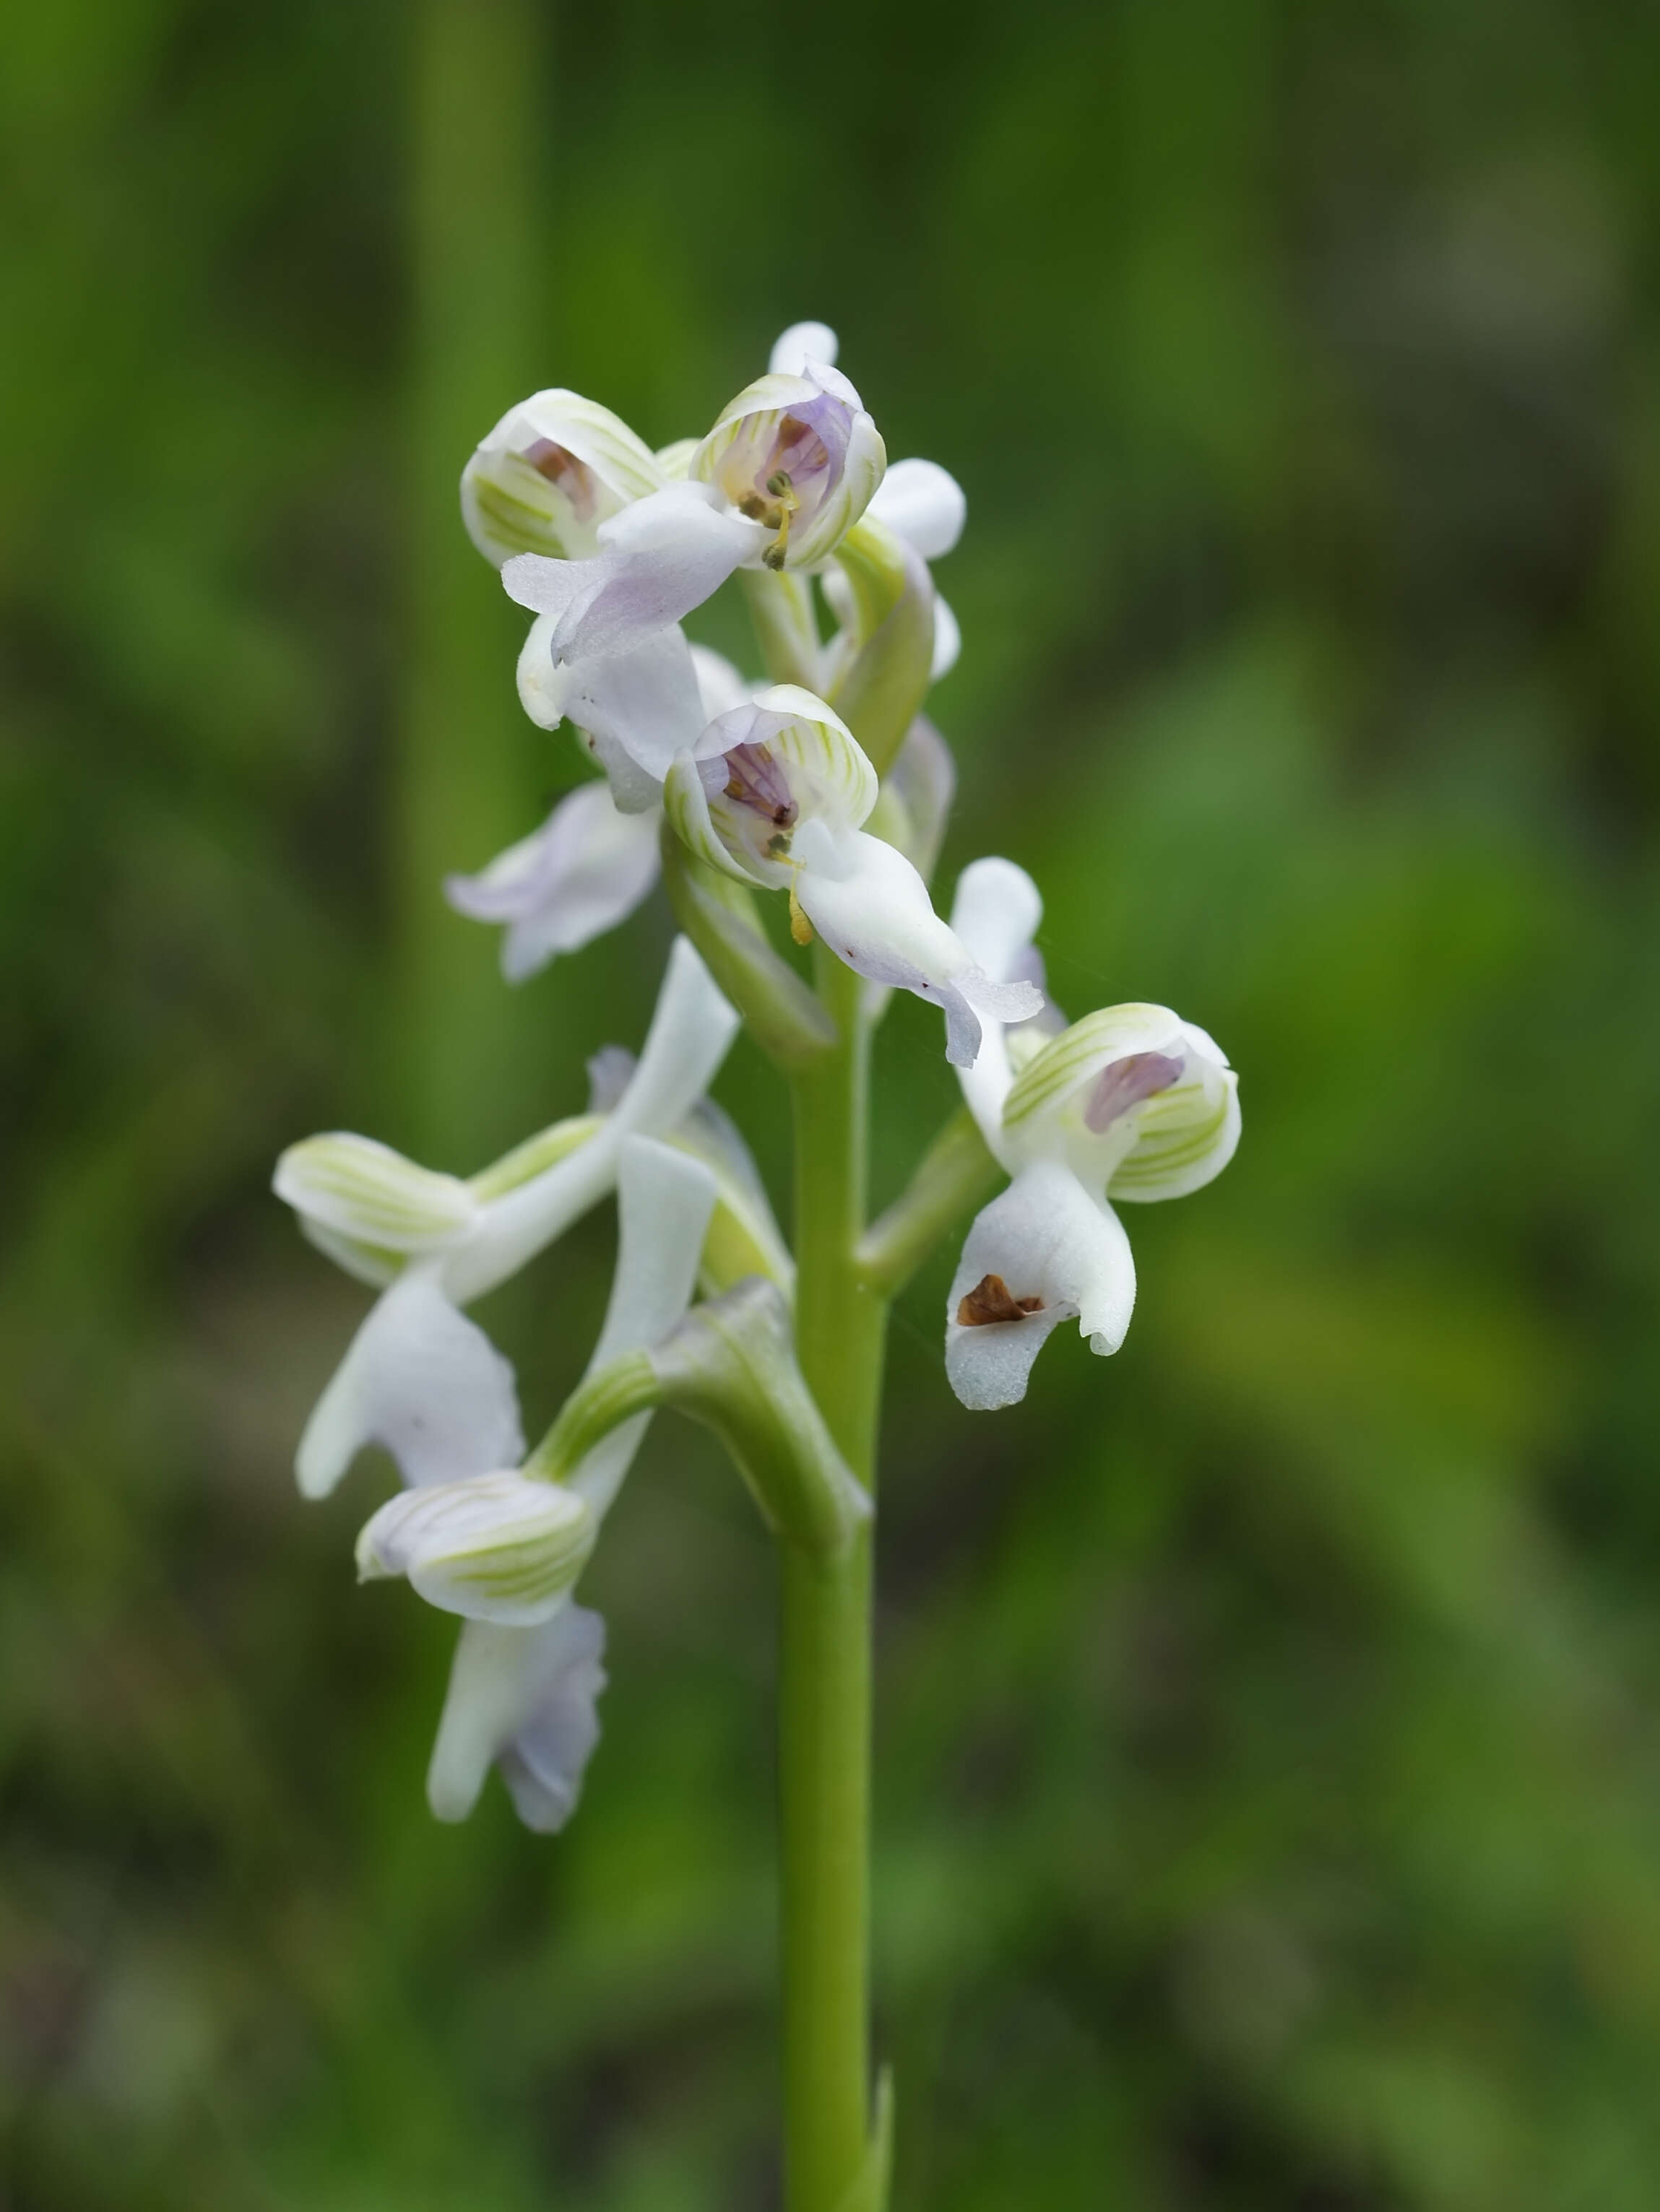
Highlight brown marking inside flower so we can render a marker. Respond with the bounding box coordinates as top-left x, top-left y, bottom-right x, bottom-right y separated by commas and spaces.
956, 1273, 1045, 1327
522, 438, 597, 521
